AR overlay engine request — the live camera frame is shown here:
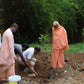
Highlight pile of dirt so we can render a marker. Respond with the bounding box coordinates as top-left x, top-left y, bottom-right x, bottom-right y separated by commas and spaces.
15, 56, 49, 78
34, 52, 51, 67
15, 62, 26, 77
15, 52, 84, 84
1, 52, 84, 84
34, 60, 48, 78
